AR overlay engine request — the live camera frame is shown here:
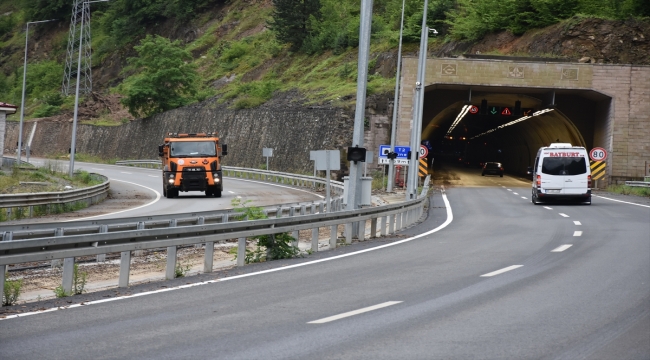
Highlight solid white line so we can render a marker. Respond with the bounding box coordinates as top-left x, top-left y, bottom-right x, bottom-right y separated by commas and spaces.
552, 244, 573, 252
559, 213, 570, 217
91, 168, 104, 171
573, 221, 582, 225
64, 179, 161, 222
1, 191, 454, 321
120, 172, 132, 174
593, 195, 650, 208
573, 231, 583, 237
543, 206, 553, 210
521, 197, 527, 200
481, 265, 523, 277
148, 175, 157, 178
232, 178, 325, 199
308, 301, 402, 324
